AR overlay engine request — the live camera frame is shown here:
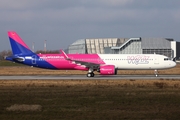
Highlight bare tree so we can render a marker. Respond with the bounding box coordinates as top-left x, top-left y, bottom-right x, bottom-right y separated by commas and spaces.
0, 50, 12, 60
35, 50, 59, 54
